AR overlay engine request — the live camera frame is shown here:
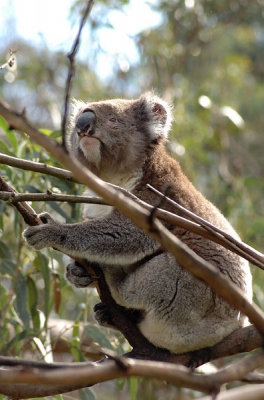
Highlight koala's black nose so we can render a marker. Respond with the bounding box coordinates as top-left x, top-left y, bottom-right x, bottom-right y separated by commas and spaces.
76, 111, 96, 136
